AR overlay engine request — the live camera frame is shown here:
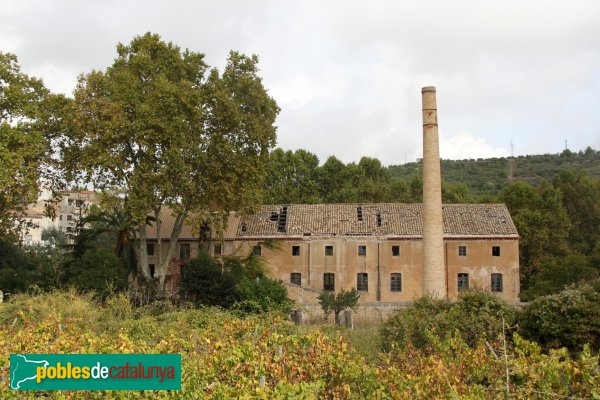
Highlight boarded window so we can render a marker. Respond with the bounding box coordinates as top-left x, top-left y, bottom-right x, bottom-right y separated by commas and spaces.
492, 246, 501, 256
459, 246, 467, 256
358, 245, 367, 256
357, 273, 368, 291
324, 273, 335, 291
491, 273, 503, 292
390, 273, 402, 292
392, 245, 400, 256
457, 273, 469, 290
290, 272, 301, 286
325, 246, 333, 256
179, 244, 190, 260
292, 245, 301, 256
147, 243, 154, 256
